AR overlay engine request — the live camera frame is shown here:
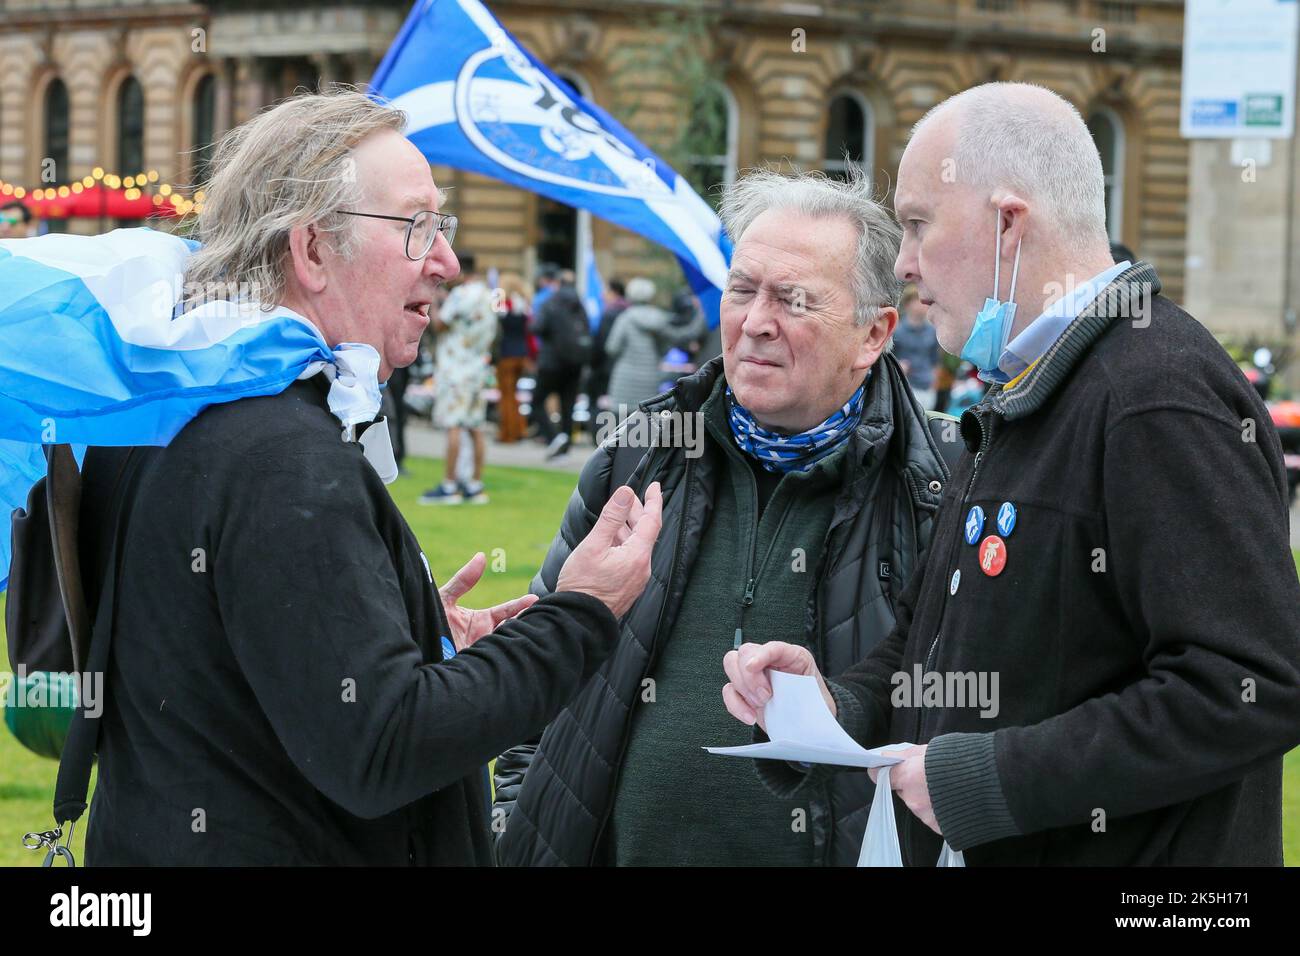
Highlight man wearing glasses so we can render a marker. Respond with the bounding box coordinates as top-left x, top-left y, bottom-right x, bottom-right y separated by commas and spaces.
81, 91, 663, 865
